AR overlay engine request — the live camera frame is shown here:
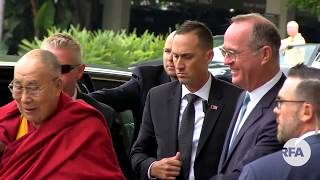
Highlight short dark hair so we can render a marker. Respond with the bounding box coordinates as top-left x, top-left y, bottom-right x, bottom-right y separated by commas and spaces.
288, 64, 320, 119
297, 80, 320, 119
175, 20, 213, 50
288, 63, 320, 79
231, 13, 281, 59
